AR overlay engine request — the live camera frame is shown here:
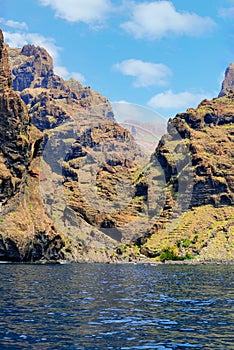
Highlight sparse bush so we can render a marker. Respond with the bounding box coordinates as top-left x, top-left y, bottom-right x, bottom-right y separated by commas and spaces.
185, 252, 193, 260
159, 247, 179, 262
182, 239, 191, 248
